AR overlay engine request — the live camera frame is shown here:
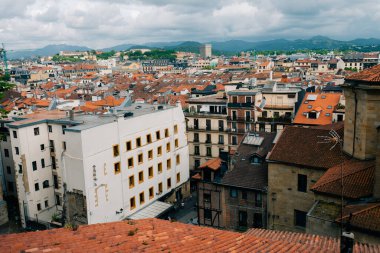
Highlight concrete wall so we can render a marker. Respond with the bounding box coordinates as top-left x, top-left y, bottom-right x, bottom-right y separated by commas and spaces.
64, 106, 190, 224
